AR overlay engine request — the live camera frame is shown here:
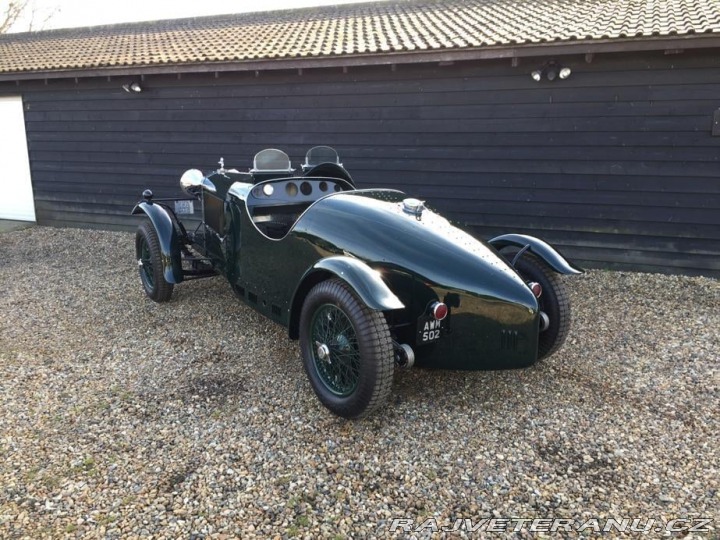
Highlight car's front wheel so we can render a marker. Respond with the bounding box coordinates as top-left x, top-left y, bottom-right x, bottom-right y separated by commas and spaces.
299, 279, 393, 419
135, 219, 174, 302
513, 254, 571, 360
